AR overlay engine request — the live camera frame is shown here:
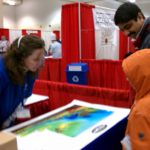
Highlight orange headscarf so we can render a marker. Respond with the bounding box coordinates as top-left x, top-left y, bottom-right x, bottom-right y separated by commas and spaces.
122, 49, 150, 101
